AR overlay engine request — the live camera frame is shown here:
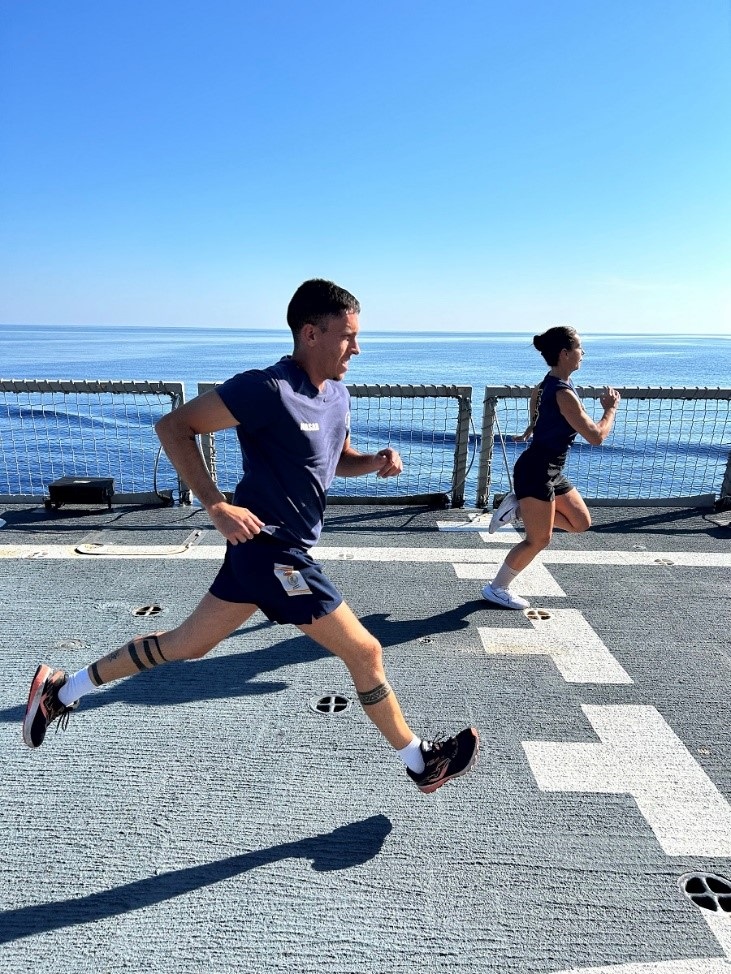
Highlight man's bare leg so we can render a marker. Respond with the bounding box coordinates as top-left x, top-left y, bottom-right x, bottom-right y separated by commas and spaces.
299, 601, 419, 750
89, 593, 258, 685
23, 594, 257, 748
299, 601, 479, 792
